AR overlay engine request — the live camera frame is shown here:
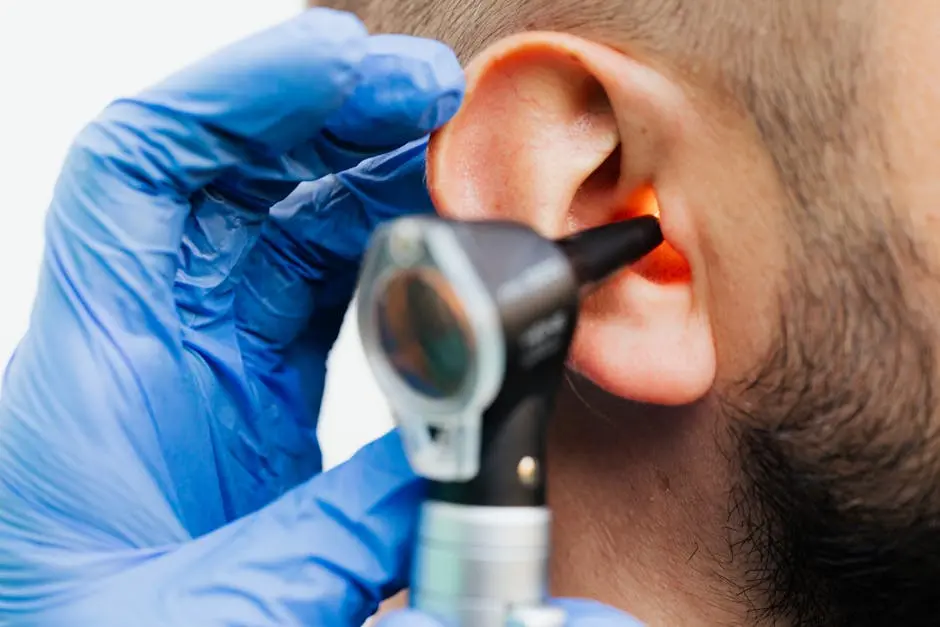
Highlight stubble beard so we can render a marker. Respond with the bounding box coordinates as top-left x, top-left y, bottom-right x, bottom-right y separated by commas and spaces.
721, 200, 940, 626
